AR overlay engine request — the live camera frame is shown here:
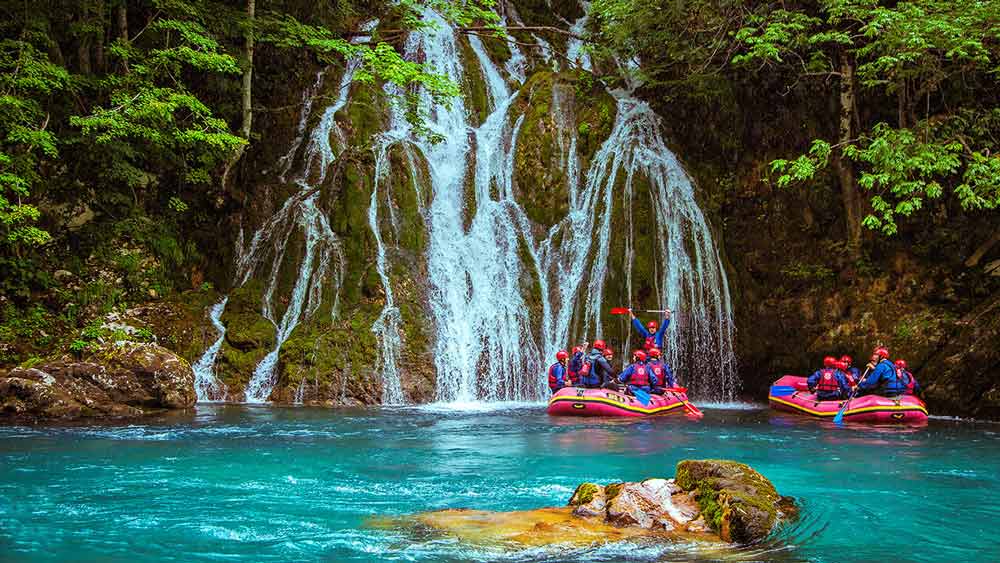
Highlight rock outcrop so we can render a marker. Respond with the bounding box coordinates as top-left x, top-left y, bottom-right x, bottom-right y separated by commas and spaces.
373, 459, 794, 549
0, 343, 196, 421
